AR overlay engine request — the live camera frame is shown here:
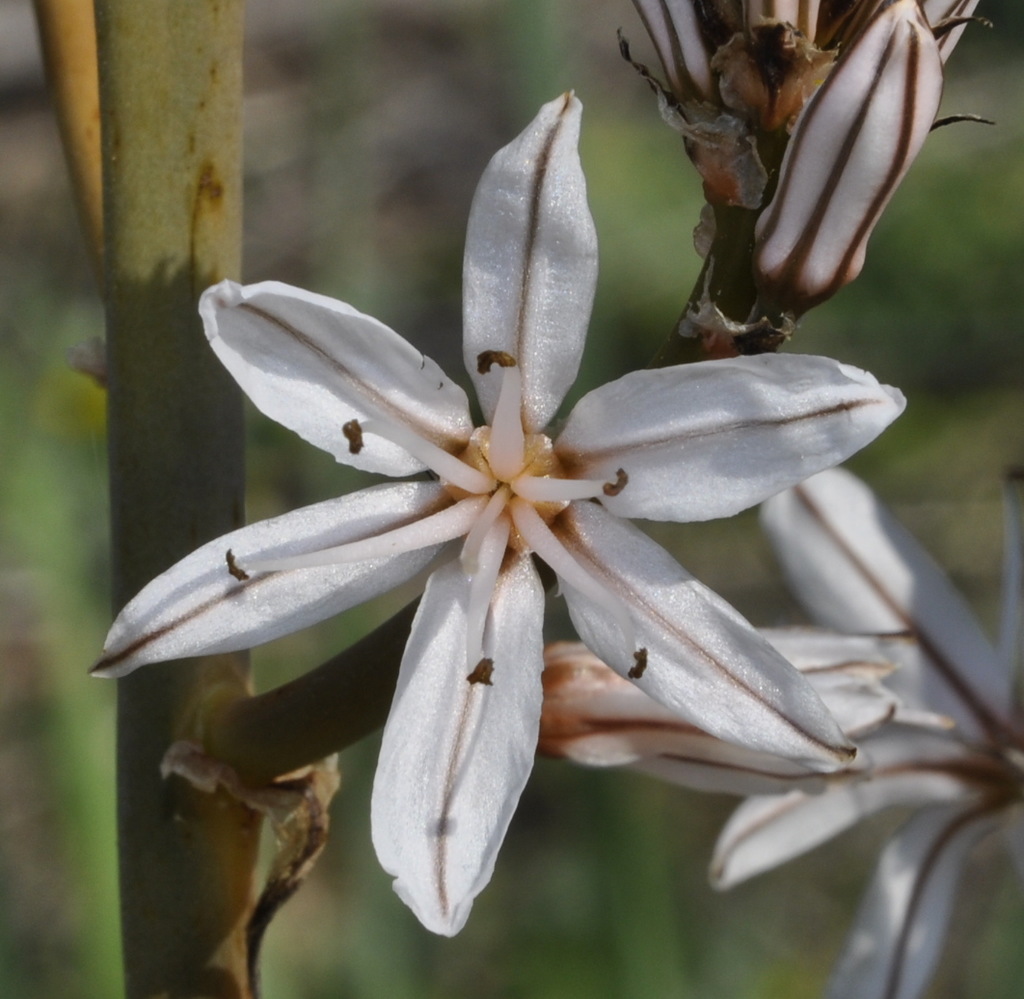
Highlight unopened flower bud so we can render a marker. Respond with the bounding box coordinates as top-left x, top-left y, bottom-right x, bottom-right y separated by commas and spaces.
924, 0, 982, 61
746, 0, 822, 36
753, 0, 944, 313
630, 0, 726, 104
